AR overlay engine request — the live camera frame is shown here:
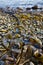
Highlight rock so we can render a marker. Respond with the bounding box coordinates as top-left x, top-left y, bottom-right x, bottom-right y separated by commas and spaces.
32, 5, 38, 10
